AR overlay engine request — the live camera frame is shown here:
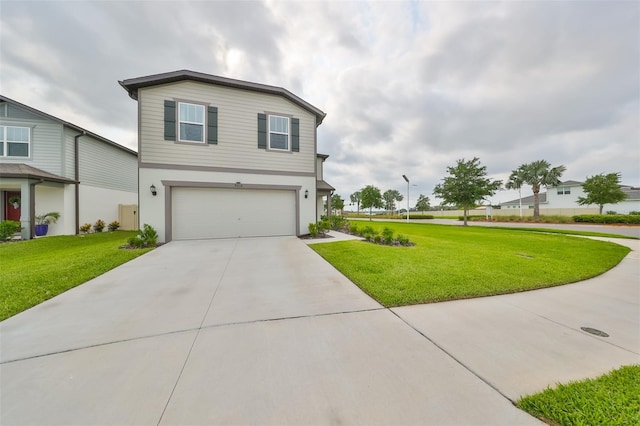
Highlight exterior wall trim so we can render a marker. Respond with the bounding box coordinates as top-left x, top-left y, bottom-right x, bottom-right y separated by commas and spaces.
119, 70, 326, 125
142, 161, 314, 177
161, 180, 301, 242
